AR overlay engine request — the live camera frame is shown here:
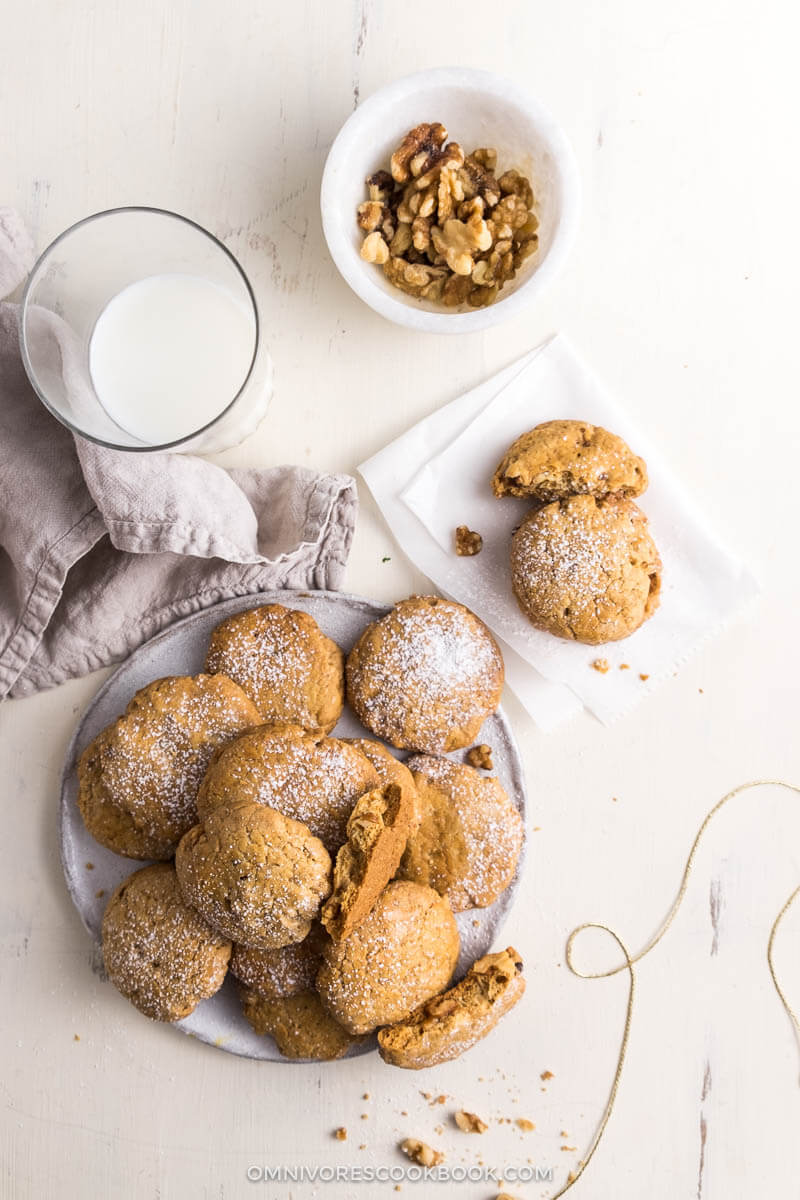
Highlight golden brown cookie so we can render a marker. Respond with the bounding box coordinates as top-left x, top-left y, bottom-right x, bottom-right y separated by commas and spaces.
377, 946, 524, 1068
175, 802, 331, 949
240, 984, 363, 1060
229, 924, 328, 1000
346, 596, 504, 754
77, 674, 262, 861
322, 784, 413, 940
510, 495, 662, 644
398, 756, 523, 911
344, 739, 422, 834
101, 863, 231, 1022
492, 419, 648, 501
196, 723, 378, 853
205, 604, 345, 734
316, 880, 460, 1035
